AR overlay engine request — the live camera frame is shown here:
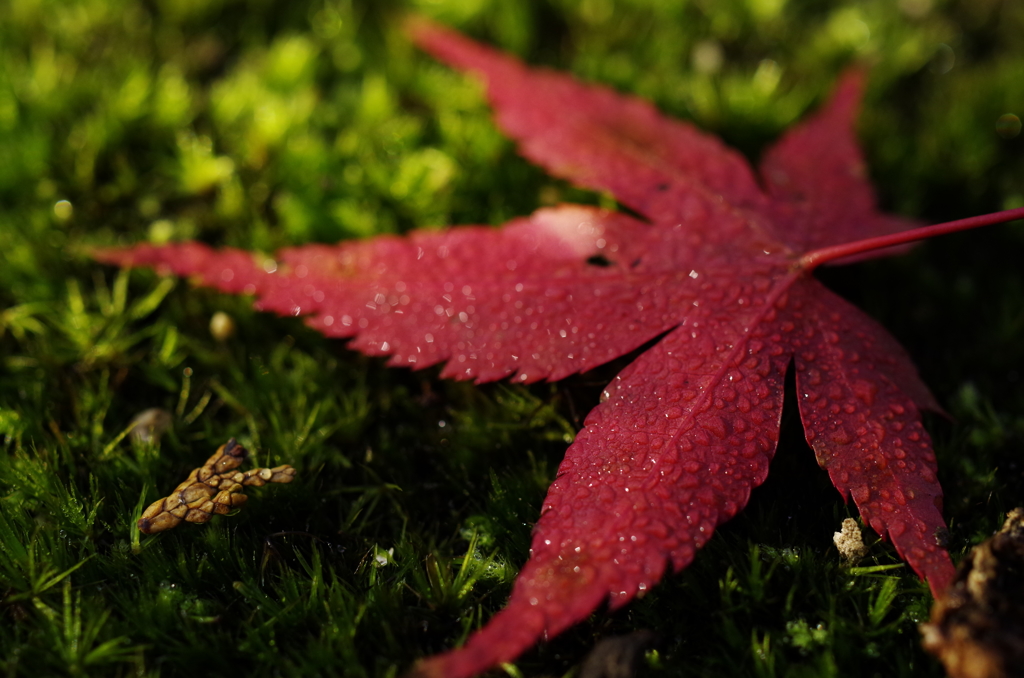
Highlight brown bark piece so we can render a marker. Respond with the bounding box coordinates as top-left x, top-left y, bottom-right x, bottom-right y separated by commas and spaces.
921, 508, 1024, 678
138, 438, 296, 534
